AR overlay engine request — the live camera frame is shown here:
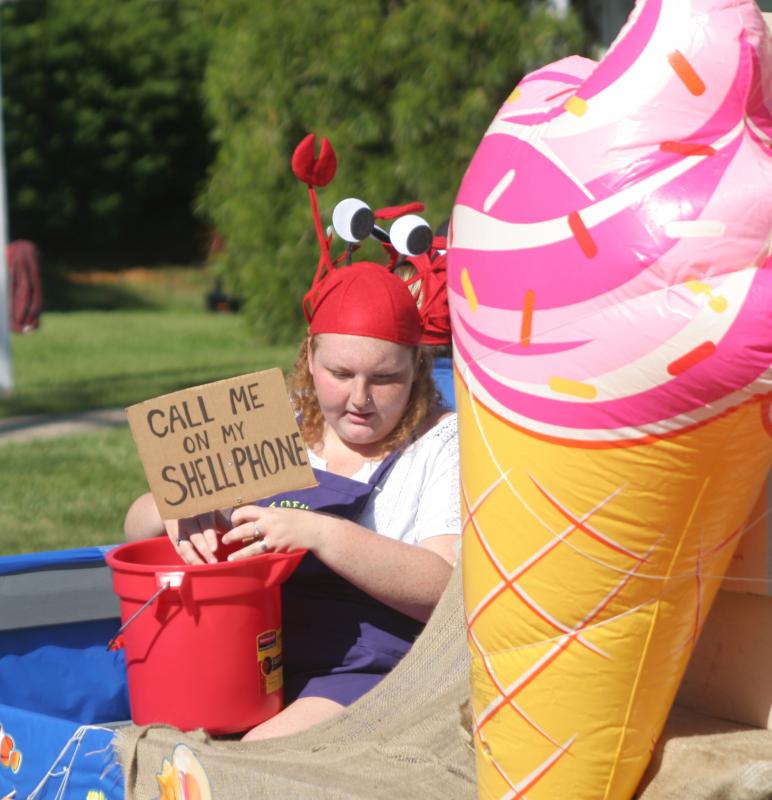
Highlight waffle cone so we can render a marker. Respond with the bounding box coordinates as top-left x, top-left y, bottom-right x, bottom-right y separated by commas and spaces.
459, 379, 772, 800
